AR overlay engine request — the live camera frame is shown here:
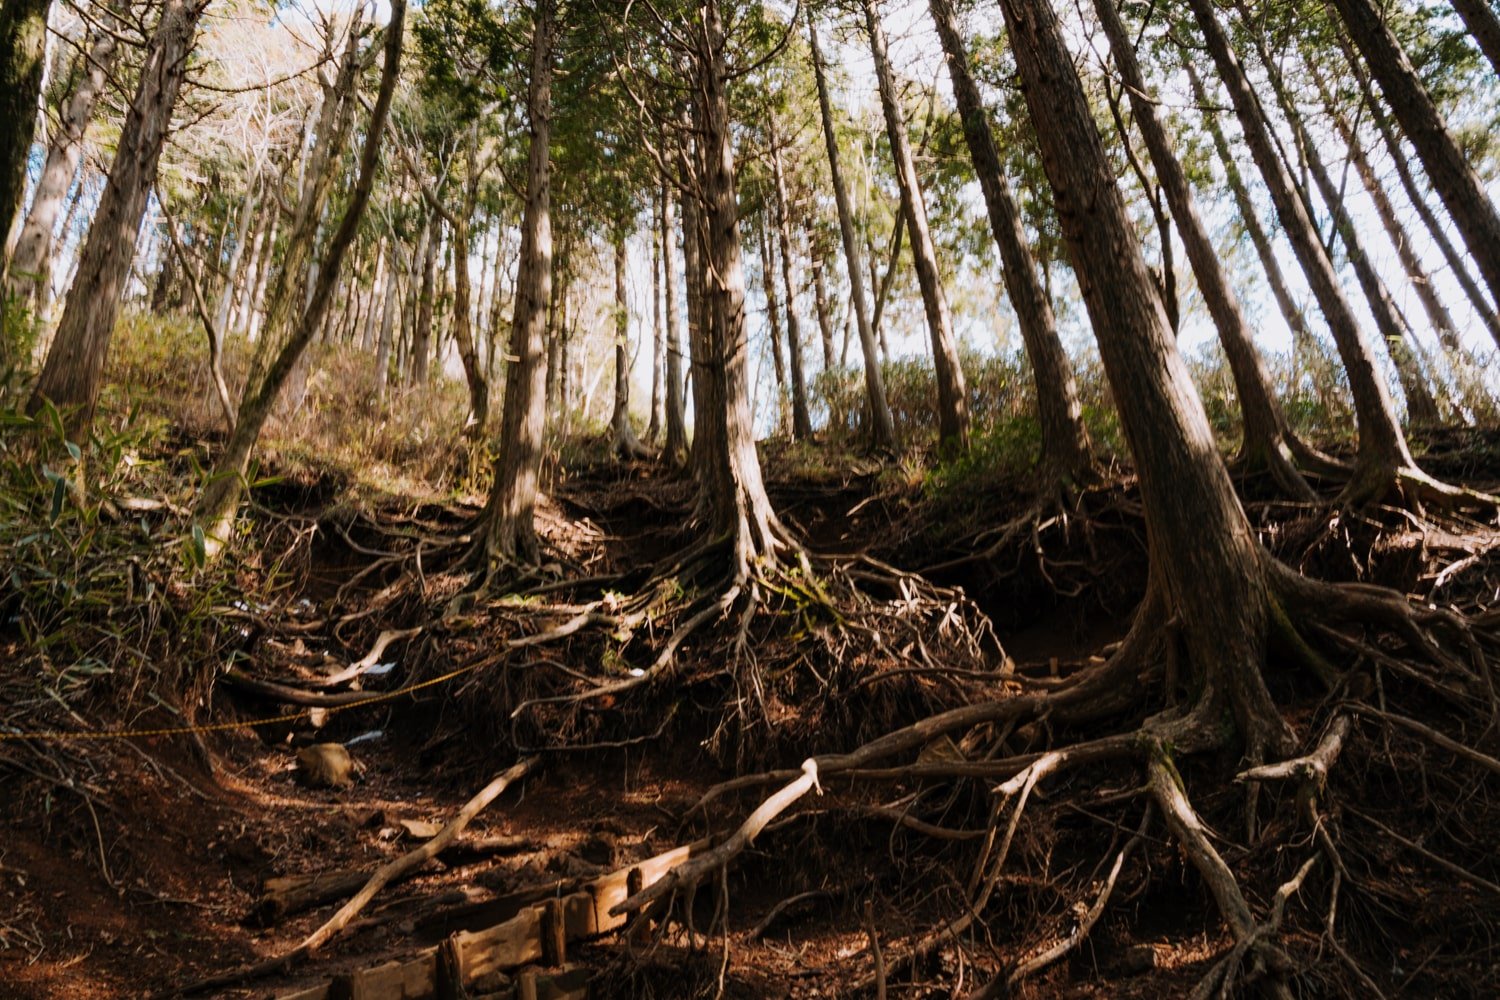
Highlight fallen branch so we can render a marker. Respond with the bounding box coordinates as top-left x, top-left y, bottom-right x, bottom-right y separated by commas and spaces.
173, 758, 537, 996
610, 759, 820, 918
